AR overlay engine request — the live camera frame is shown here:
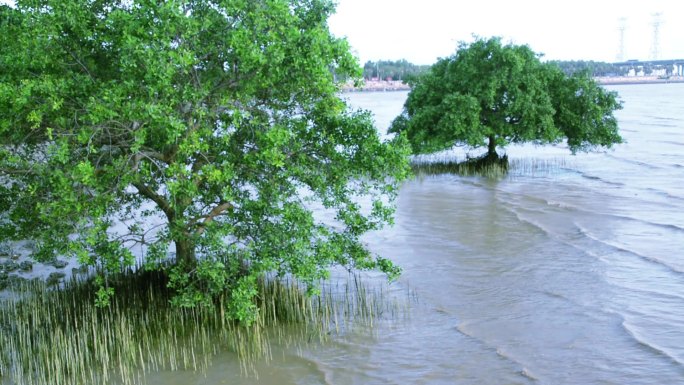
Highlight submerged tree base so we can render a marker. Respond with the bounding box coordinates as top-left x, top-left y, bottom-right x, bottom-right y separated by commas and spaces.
0, 269, 407, 385
411, 153, 509, 177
